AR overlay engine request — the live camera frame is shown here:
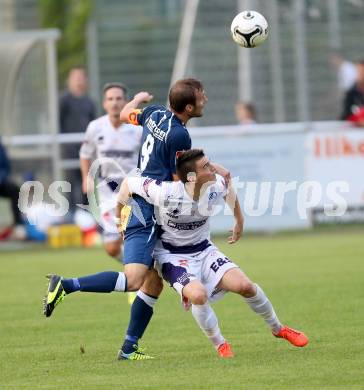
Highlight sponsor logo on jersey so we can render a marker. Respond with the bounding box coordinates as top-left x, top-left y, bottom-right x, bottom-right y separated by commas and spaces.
178, 259, 188, 267
142, 178, 154, 197
208, 191, 218, 200
146, 117, 167, 141
167, 219, 207, 231
210, 256, 231, 273
164, 196, 183, 206
176, 272, 194, 286
162, 263, 193, 287
166, 207, 180, 219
